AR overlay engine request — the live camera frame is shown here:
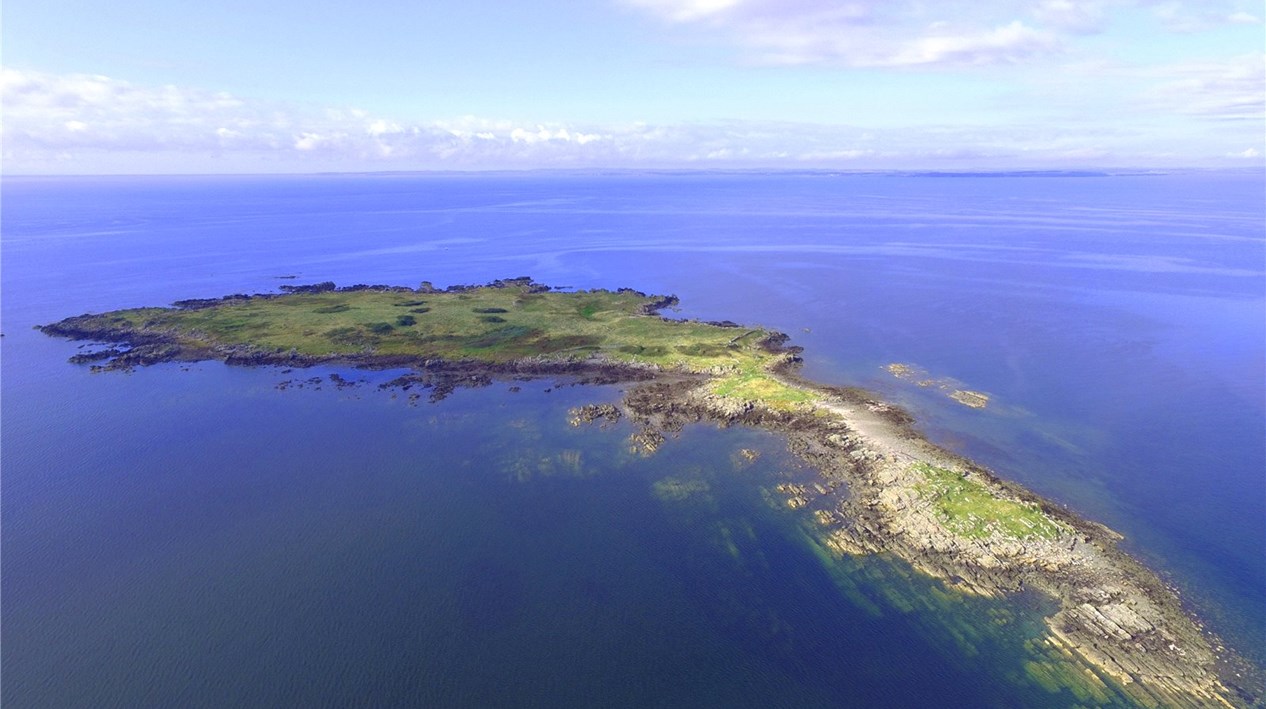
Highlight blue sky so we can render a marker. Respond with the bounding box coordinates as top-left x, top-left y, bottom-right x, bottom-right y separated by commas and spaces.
3, 0, 1263, 172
